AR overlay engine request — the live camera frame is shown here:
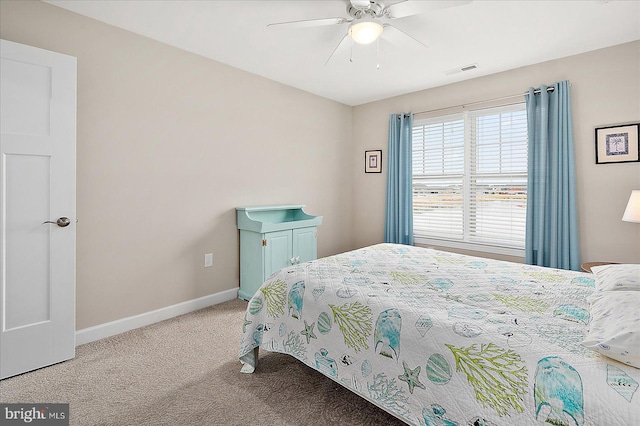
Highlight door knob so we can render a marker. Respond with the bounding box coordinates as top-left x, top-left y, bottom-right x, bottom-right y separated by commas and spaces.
43, 217, 71, 227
